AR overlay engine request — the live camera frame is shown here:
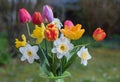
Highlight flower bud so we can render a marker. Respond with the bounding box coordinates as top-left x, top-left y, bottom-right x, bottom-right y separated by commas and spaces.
44, 24, 59, 41
64, 20, 74, 28
32, 12, 42, 25
93, 28, 106, 41
43, 5, 54, 23
19, 8, 32, 23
